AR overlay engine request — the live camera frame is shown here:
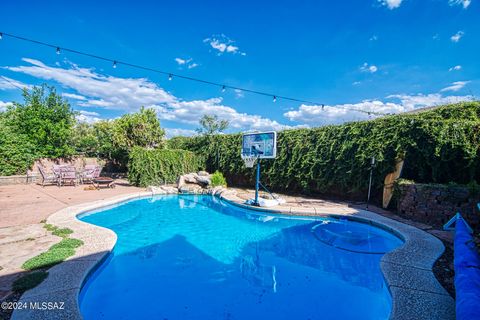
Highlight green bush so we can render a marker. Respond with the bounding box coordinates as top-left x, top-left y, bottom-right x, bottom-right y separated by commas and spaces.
172, 102, 480, 200
128, 147, 203, 187
211, 171, 227, 187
